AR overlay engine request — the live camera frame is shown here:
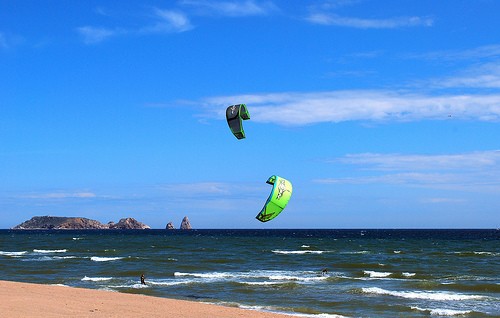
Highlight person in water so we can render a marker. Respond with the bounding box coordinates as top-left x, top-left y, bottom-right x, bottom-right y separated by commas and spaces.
321, 268, 328, 276
141, 274, 146, 285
